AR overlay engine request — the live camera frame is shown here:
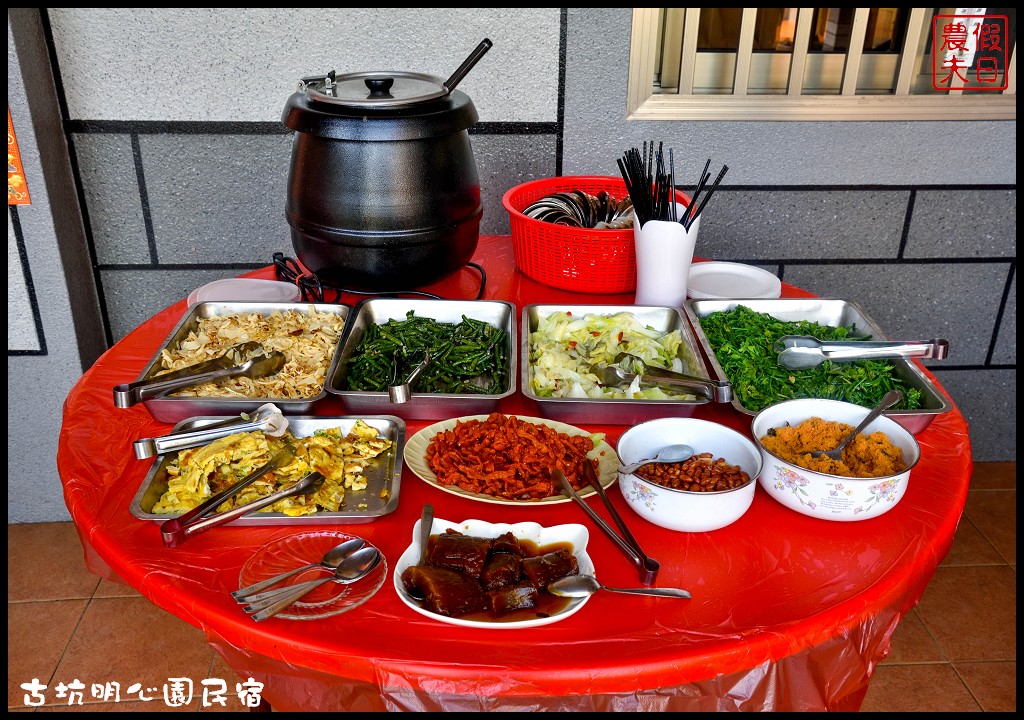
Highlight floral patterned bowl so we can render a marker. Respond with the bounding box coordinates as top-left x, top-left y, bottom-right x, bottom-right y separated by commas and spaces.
616, 418, 762, 532
751, 398, 921, 522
